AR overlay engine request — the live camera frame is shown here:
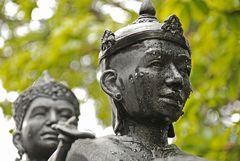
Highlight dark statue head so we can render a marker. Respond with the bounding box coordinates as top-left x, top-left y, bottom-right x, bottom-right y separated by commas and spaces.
100, 0, 192, 137
12, 71, 80, 161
